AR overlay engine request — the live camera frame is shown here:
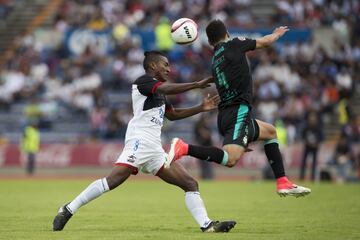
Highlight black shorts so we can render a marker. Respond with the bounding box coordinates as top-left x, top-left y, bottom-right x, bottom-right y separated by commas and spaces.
217, 104, 259, 147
